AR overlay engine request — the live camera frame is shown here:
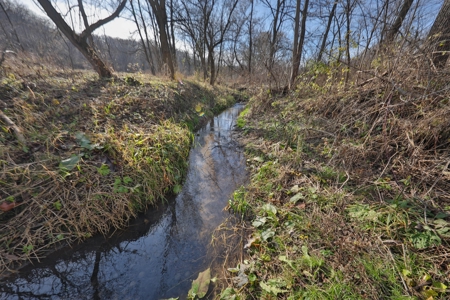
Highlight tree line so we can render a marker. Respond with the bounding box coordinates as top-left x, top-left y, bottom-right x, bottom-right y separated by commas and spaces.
1, 0, 449, 88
